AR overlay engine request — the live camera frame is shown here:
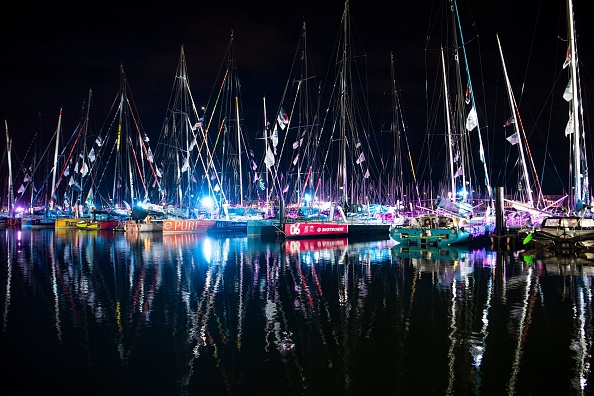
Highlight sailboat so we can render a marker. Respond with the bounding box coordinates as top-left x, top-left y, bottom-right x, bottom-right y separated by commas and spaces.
521, 0, 594, 253
391, 0, 494, 247
151, 43, 248, 235
278, 1, 390, 240
54, 89, 97, 229
494, 33, 556, 231
0, 120, 21, 229
21, 110, 65, 229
